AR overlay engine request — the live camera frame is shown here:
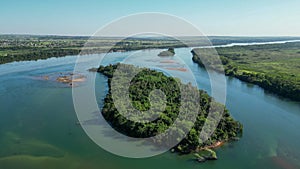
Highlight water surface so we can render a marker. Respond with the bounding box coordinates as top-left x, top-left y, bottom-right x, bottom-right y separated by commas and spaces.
0, 43, 299, 169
